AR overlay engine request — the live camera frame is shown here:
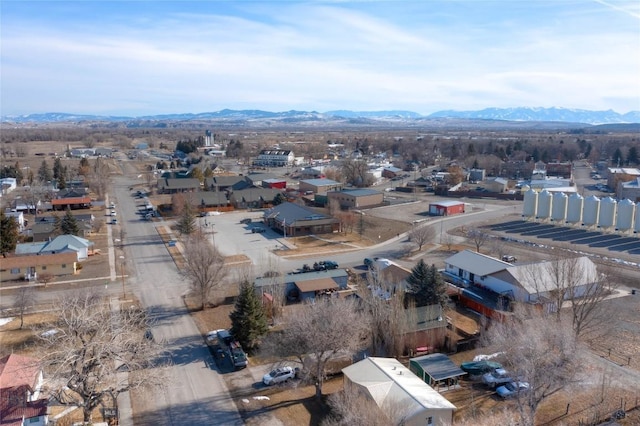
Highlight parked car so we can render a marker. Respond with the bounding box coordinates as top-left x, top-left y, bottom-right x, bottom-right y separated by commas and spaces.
263, 366, 298, 385
460, 360, 503, 376
501, 255, 517, 263
496, 381, 530, 398
314, 260, 339, 271
364, 257, 379, 268
110, 210, 117, 217
111, 219, 118, 225
252, 227, 266, 233
240, 218, 252, 224
482, 368, 512, 388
